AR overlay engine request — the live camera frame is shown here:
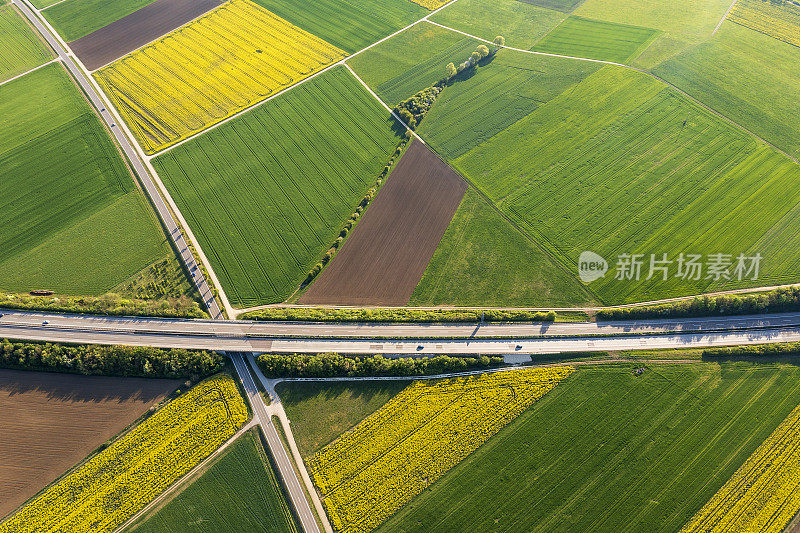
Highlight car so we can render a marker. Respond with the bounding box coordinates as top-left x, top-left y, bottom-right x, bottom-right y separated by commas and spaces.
42, 320, 49, 325
417, 345, 424, 351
